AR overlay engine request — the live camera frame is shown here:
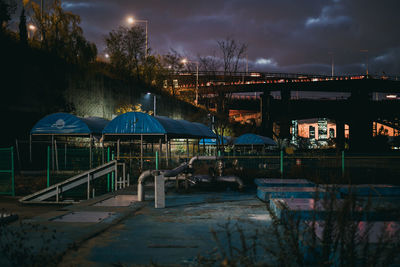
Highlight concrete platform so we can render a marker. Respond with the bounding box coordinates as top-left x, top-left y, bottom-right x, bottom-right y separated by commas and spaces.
59, 190, 270, 266
0, 187, 145, 266
338, 184, 400, 197
257, 186, 329, 202
255, 178, 314, 187
312, 221, 400, 243
270, 198, 400, 221
93, 195, 138, 207
50, 211, 117, 223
